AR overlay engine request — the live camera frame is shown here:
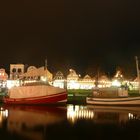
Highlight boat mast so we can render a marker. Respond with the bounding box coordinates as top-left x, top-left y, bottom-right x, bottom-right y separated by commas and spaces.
135, 56, 140, 94
95, 68, 99, 88
45, 58, 47, 70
